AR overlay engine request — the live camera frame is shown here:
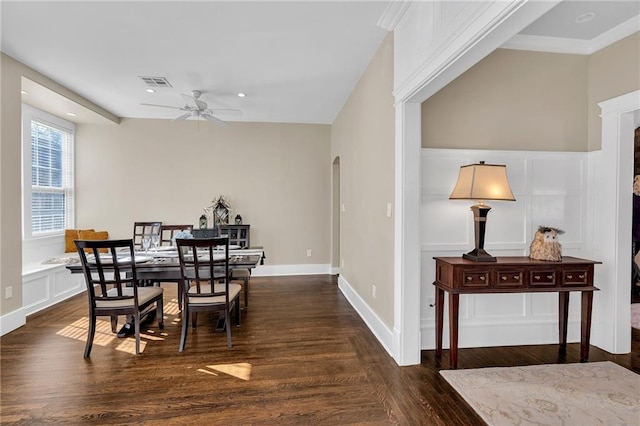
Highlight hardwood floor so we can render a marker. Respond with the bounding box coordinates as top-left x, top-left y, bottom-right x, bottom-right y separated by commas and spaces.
1, 275, 638, 425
